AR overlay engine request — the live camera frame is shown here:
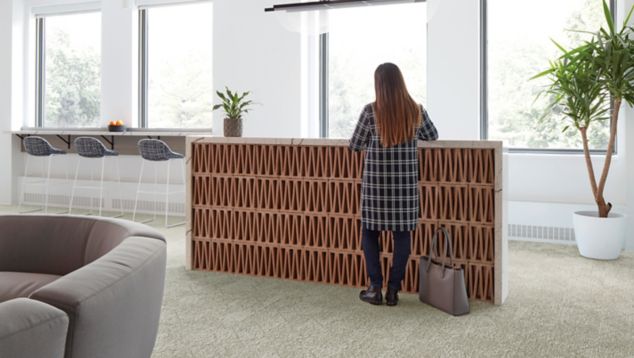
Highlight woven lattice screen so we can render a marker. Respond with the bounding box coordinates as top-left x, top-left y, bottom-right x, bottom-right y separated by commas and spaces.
189, 142, 499, 303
